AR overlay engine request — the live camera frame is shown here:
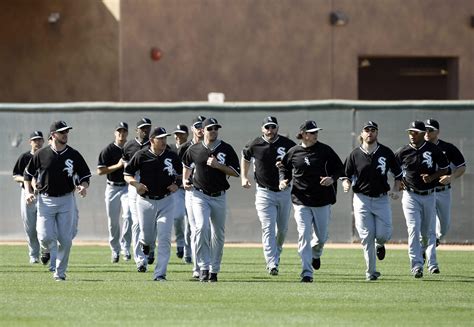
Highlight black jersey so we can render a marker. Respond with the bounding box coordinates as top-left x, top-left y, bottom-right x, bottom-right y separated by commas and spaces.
435, 139, 466, 184
242, 135, 296, 191
24, 146, 91, 196
122, 138, 150, 163
280, 142, 343, 207
177, 140, 195, 161
182, 140, 240, 194
344, 143, 402, 197
395, 141, 449, 191
12, 151, 33, 188
97, 143, 125, 183
124, 148, 182, 197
